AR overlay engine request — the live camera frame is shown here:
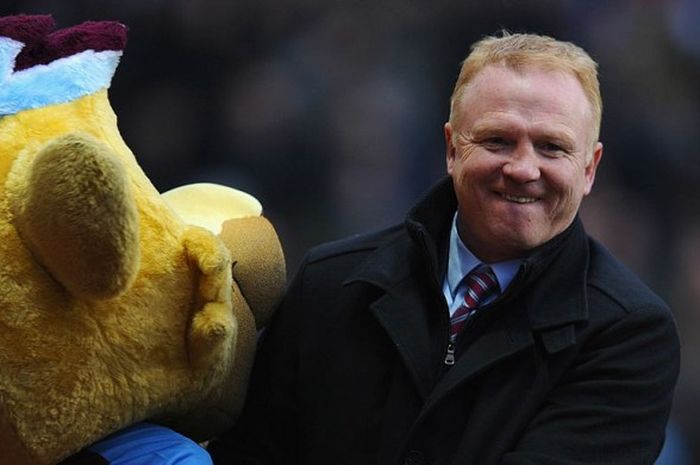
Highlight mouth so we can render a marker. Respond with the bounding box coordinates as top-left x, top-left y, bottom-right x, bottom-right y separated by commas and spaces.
499, 193, 539, 204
